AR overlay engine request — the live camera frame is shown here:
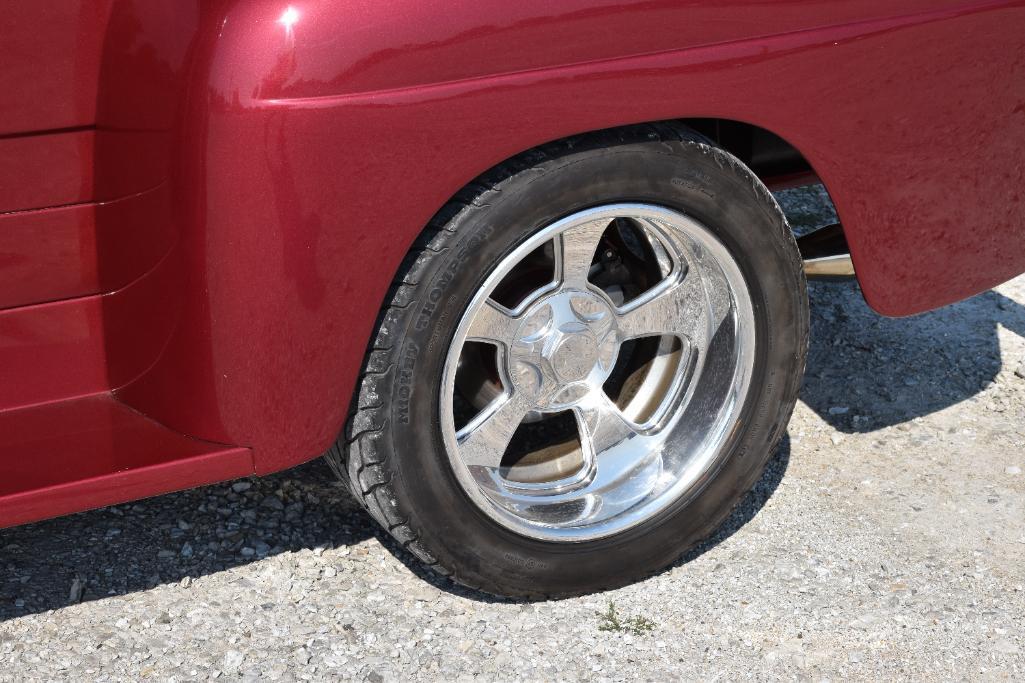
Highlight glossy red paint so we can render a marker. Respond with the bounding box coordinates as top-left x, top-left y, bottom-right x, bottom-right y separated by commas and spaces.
0, 2, 112, 136
0, 248, 179, 411
0, 131, 95, 213
0, 184, 174, 310
0, 296, 106, 411
0, 0, 1023, 526
0, 395, 252, 529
